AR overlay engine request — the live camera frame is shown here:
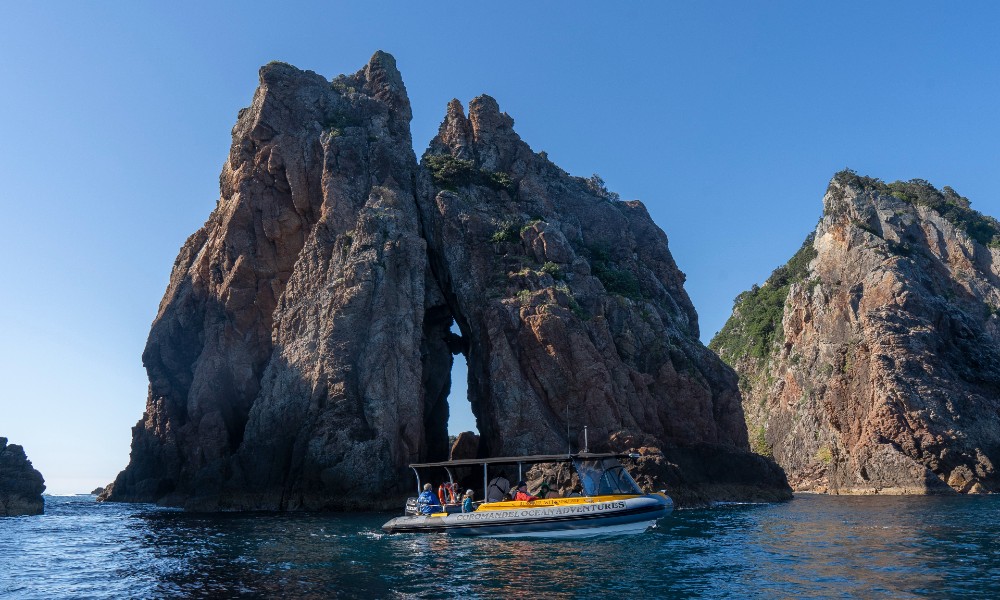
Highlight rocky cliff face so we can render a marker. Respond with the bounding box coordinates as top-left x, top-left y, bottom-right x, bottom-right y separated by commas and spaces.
105, 52, 428, 510
0, 438, 45, 516
712, 171, 1000, 494
419, 96, 748, 454
104, 51, 789, 510
417, 97, 788, 503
